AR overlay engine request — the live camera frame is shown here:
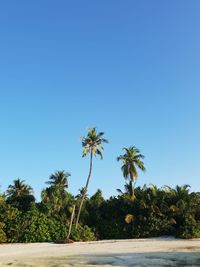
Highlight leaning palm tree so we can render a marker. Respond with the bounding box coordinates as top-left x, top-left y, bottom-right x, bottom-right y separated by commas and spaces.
117, 146, 145, 199
6, 179, 33, 199
75, 127, 108, 228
